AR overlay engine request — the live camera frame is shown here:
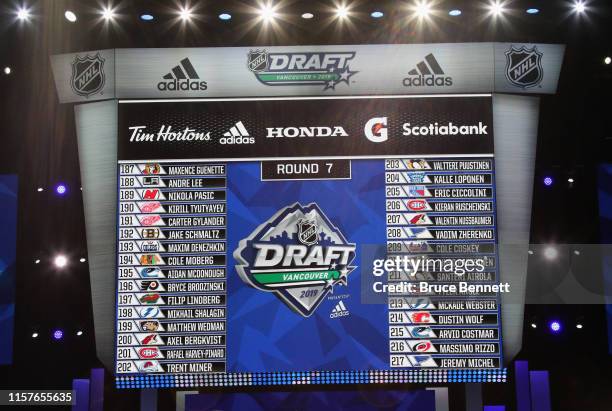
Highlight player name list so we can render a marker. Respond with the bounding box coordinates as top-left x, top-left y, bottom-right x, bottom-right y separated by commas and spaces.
115, 162, 227, 375
385, 158, 502, 369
